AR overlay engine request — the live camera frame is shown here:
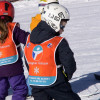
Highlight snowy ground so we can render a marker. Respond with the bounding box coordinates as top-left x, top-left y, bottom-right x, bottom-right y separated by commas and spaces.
6, 0, 100, 100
